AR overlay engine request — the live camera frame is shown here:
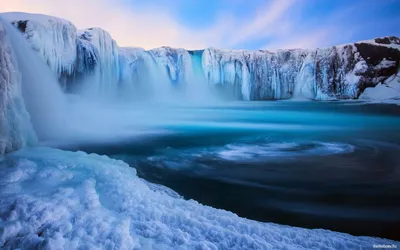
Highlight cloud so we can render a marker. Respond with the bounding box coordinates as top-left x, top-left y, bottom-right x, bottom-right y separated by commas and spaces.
0, 0, 212, 49
0, 0, 301, 50
228, 0, 296, 45
261, 2, 357, 51
263, 0, 400, 51
1, 0, 393, 51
